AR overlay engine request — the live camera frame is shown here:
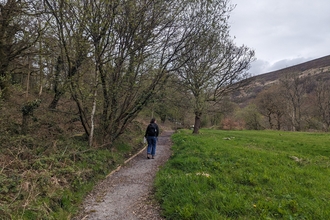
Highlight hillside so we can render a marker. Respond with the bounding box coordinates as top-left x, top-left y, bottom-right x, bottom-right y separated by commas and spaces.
232, 55, 330, 106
